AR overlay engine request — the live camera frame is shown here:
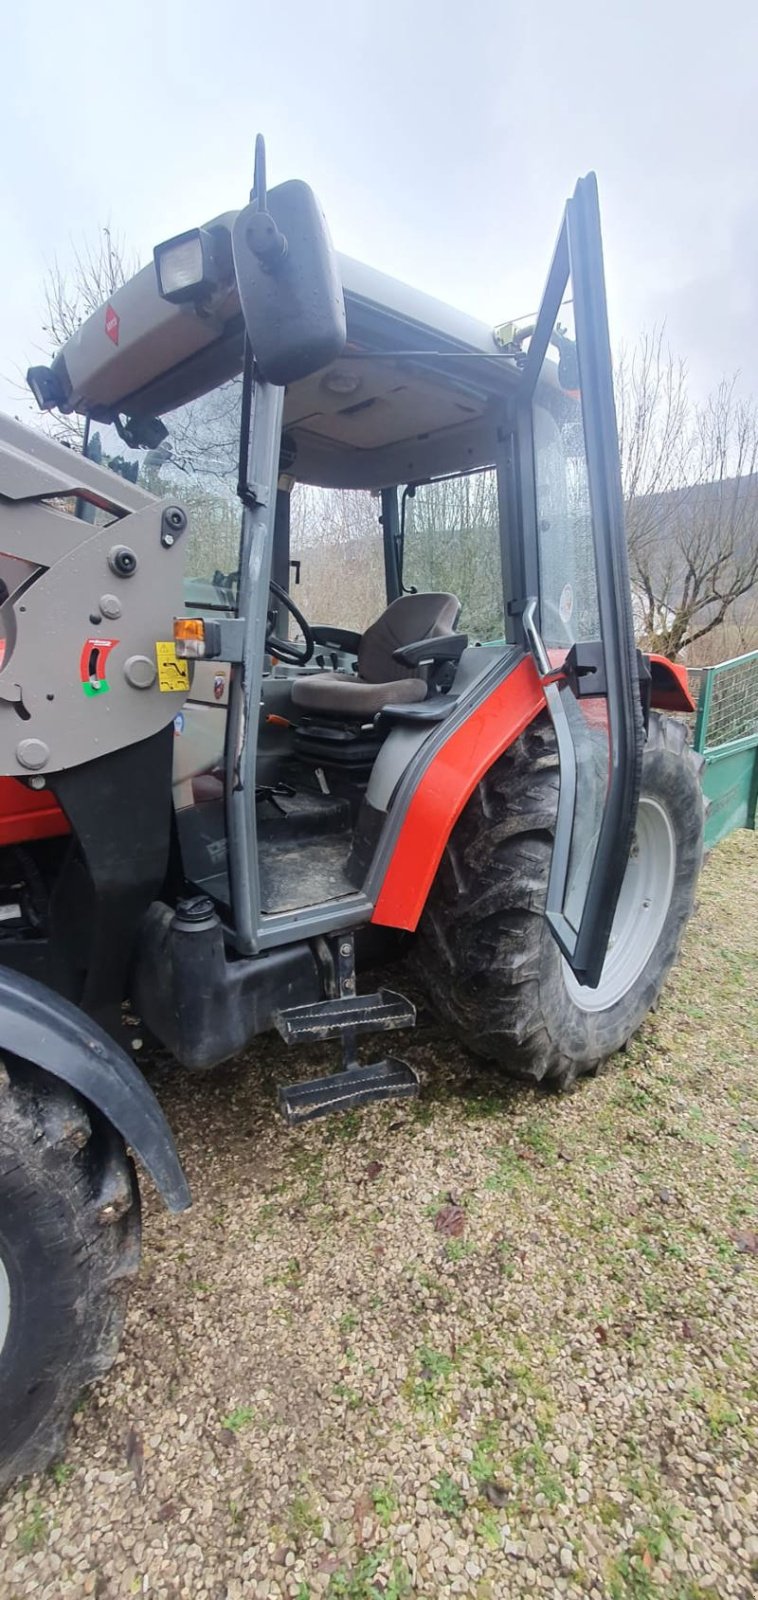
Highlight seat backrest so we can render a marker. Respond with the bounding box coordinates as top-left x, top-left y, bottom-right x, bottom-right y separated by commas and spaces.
357, 592, 461, 684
